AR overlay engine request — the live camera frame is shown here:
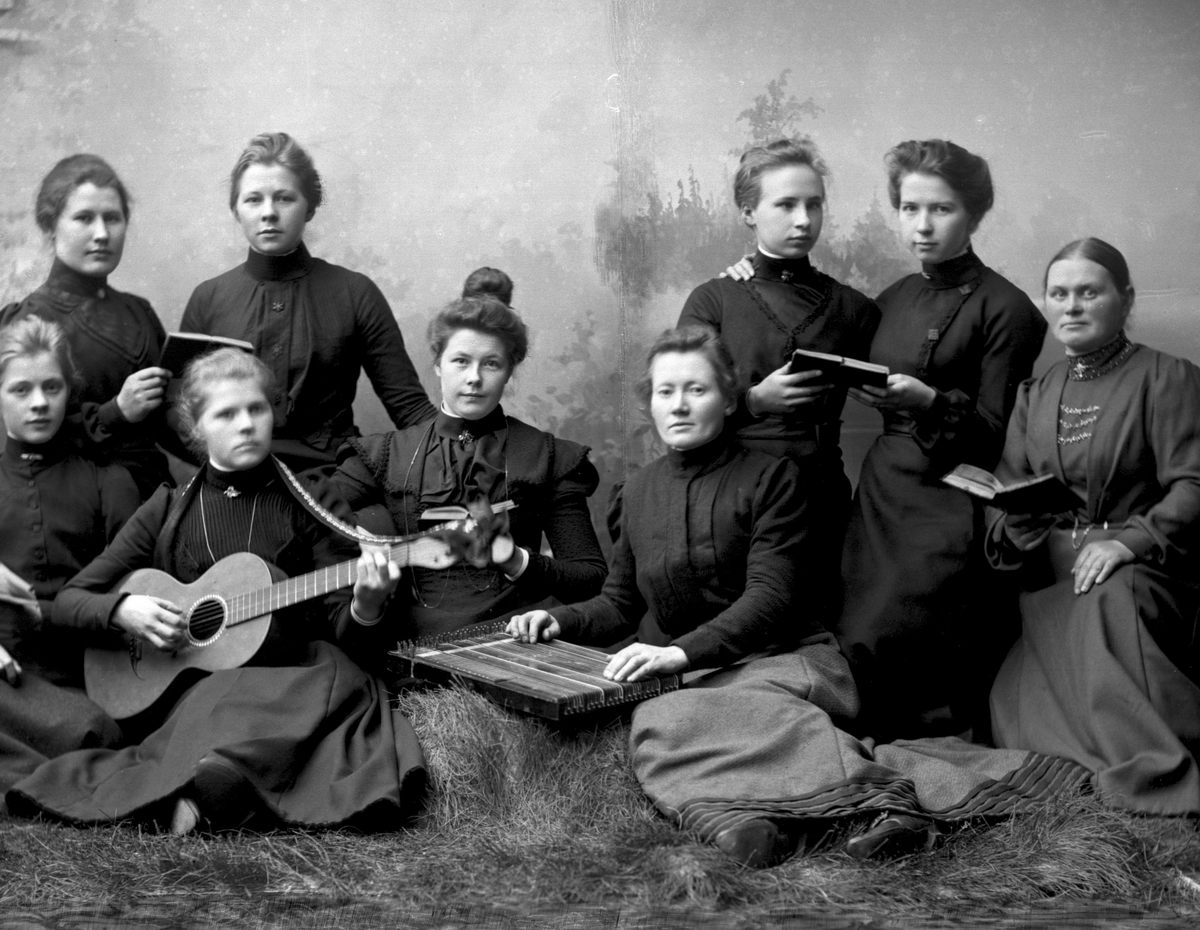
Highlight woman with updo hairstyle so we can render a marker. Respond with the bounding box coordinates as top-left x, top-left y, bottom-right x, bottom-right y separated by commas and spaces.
462, 266, 514, 306
6, 346, 426, 833
0, 316, 133, 799
181, 132, 434, 472
685, 137, 880, 621
333, 293, 605, 647
837, 139, 1047, 740
0, 154, 177, 498
984, 238, 1200, 815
